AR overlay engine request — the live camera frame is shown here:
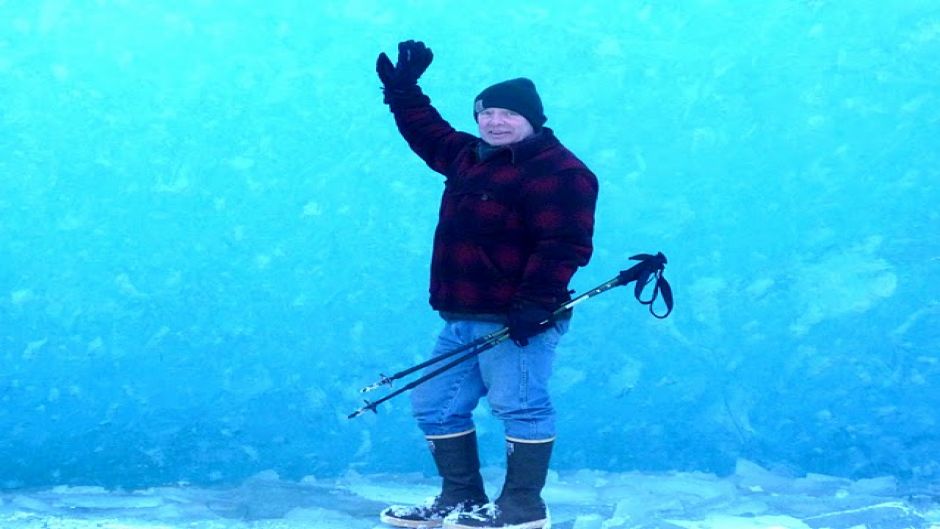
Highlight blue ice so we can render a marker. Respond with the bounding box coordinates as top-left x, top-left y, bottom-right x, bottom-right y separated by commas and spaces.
1, 0, 938, 527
